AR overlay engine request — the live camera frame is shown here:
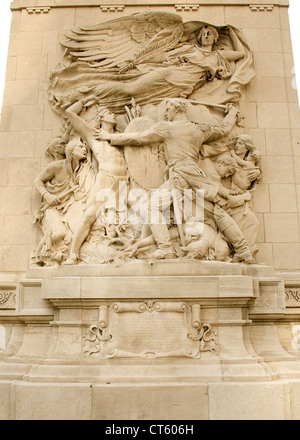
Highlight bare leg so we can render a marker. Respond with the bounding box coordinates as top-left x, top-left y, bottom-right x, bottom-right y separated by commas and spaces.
64, 204, 98, 264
